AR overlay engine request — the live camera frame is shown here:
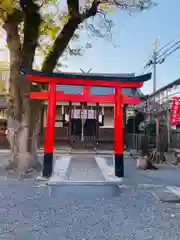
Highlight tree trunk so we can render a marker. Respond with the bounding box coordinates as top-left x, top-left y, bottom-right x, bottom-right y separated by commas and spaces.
6, 101, 42, 174
4, 39, 41, 174
4, 6, 41, 174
